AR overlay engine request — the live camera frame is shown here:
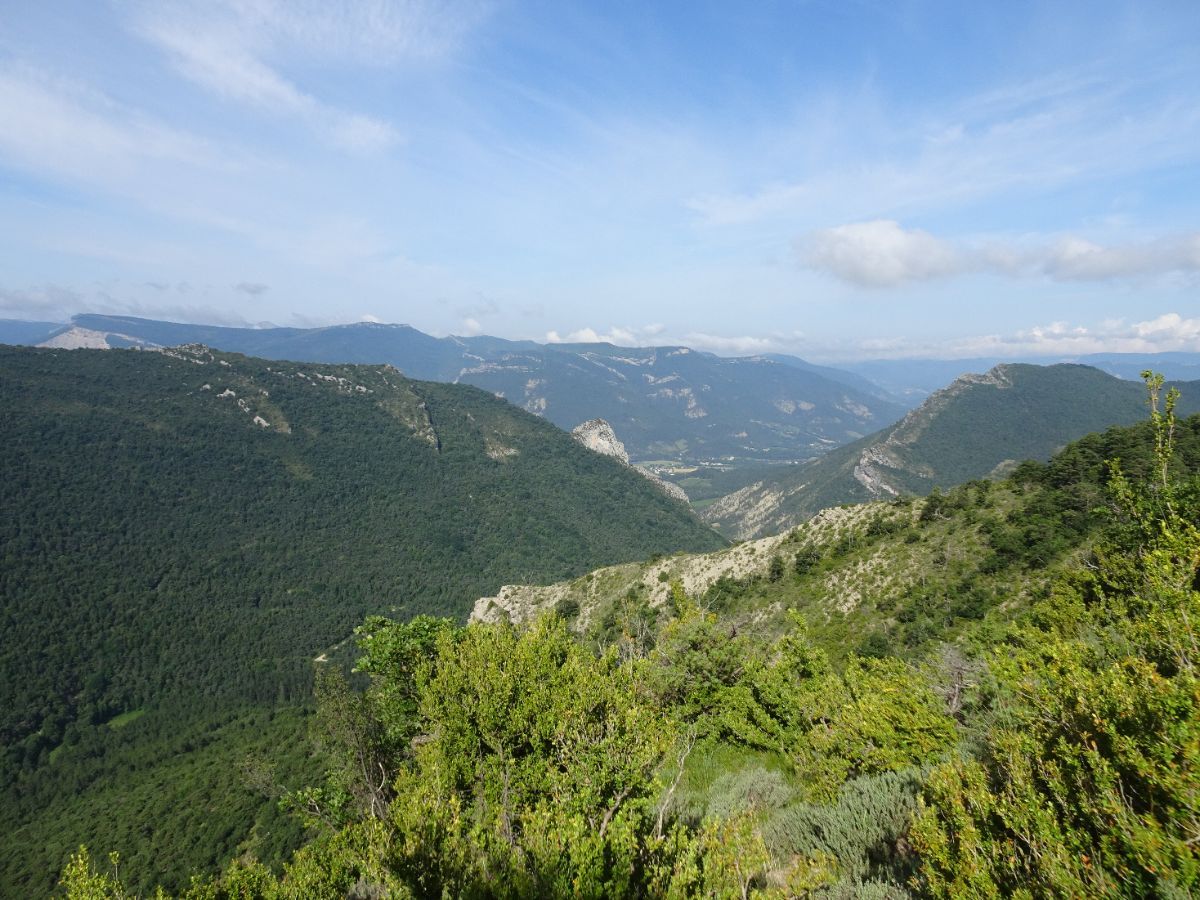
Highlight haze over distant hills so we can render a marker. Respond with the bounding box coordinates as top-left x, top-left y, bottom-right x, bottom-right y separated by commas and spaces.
703, 363, 1200, 539
16, 314, 908, 467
